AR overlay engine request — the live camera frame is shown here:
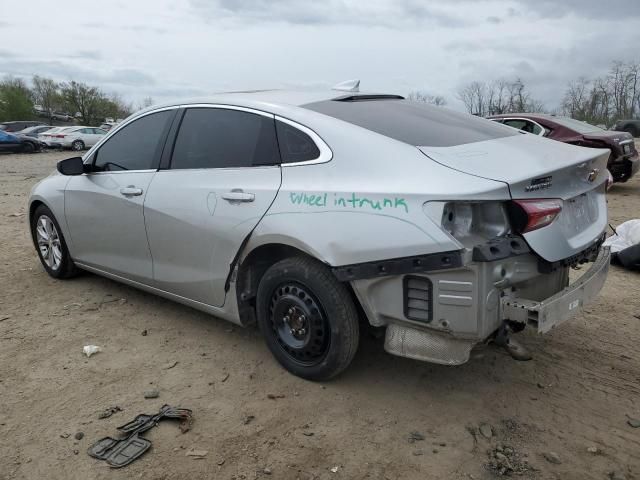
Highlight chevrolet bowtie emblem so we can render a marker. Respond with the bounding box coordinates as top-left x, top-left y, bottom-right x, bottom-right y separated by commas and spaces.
587, 168, 599, 183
